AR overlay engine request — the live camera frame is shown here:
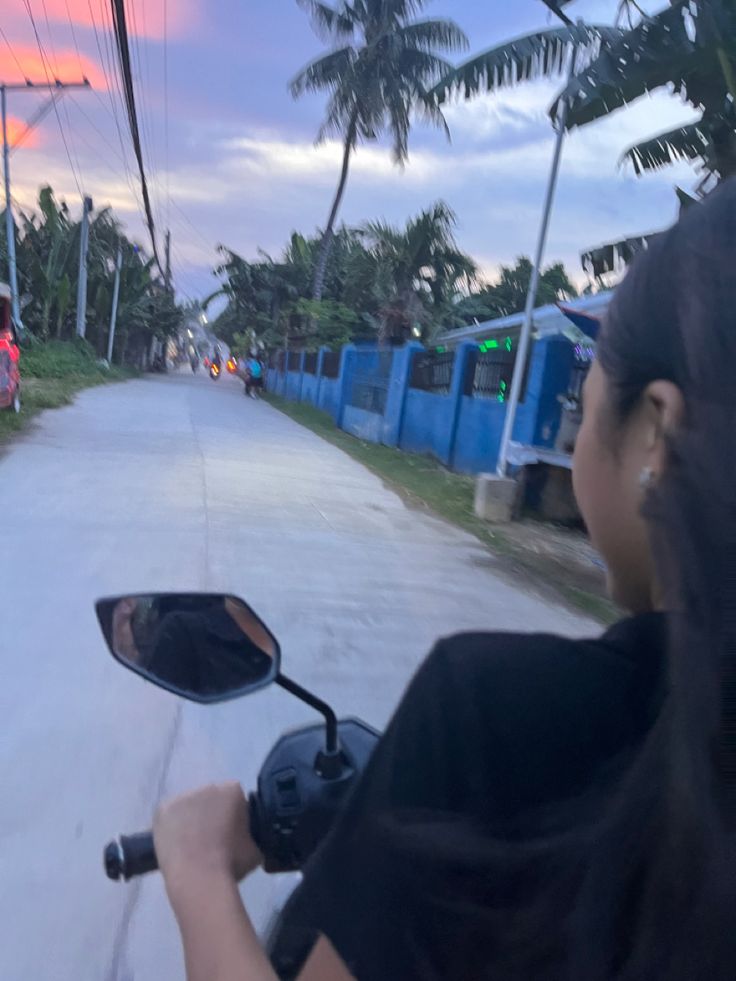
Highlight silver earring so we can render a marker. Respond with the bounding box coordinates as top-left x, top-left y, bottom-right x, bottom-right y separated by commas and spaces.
639, 467, 655, 488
